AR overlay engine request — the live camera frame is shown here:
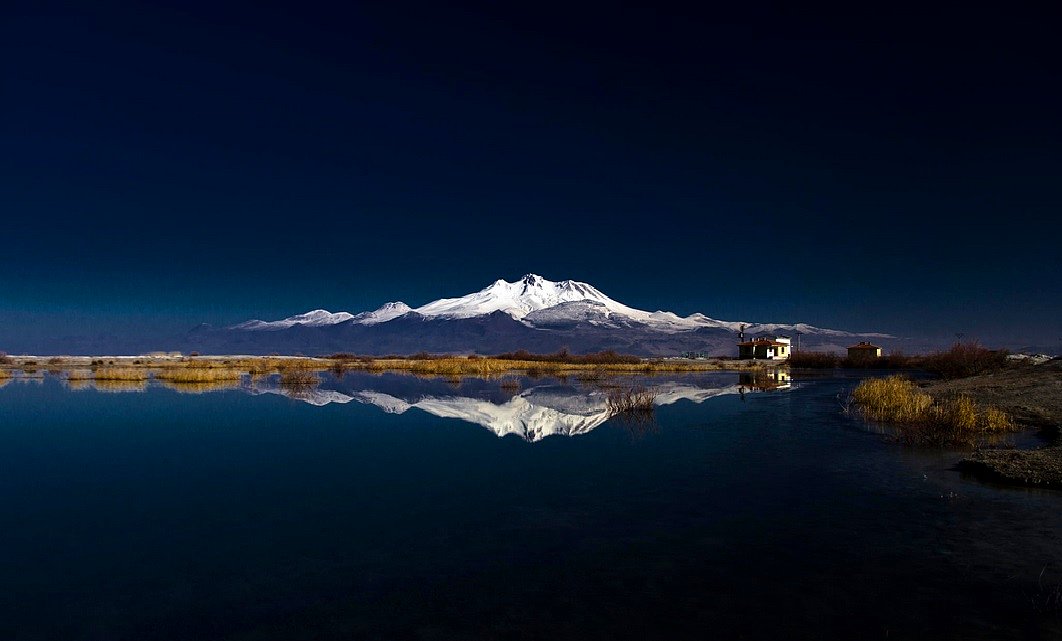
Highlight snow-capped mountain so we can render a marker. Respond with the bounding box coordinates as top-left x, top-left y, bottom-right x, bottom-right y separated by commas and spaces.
415, 273, 636, 320
231, 273, 890, 338
188, 273, 894, 356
